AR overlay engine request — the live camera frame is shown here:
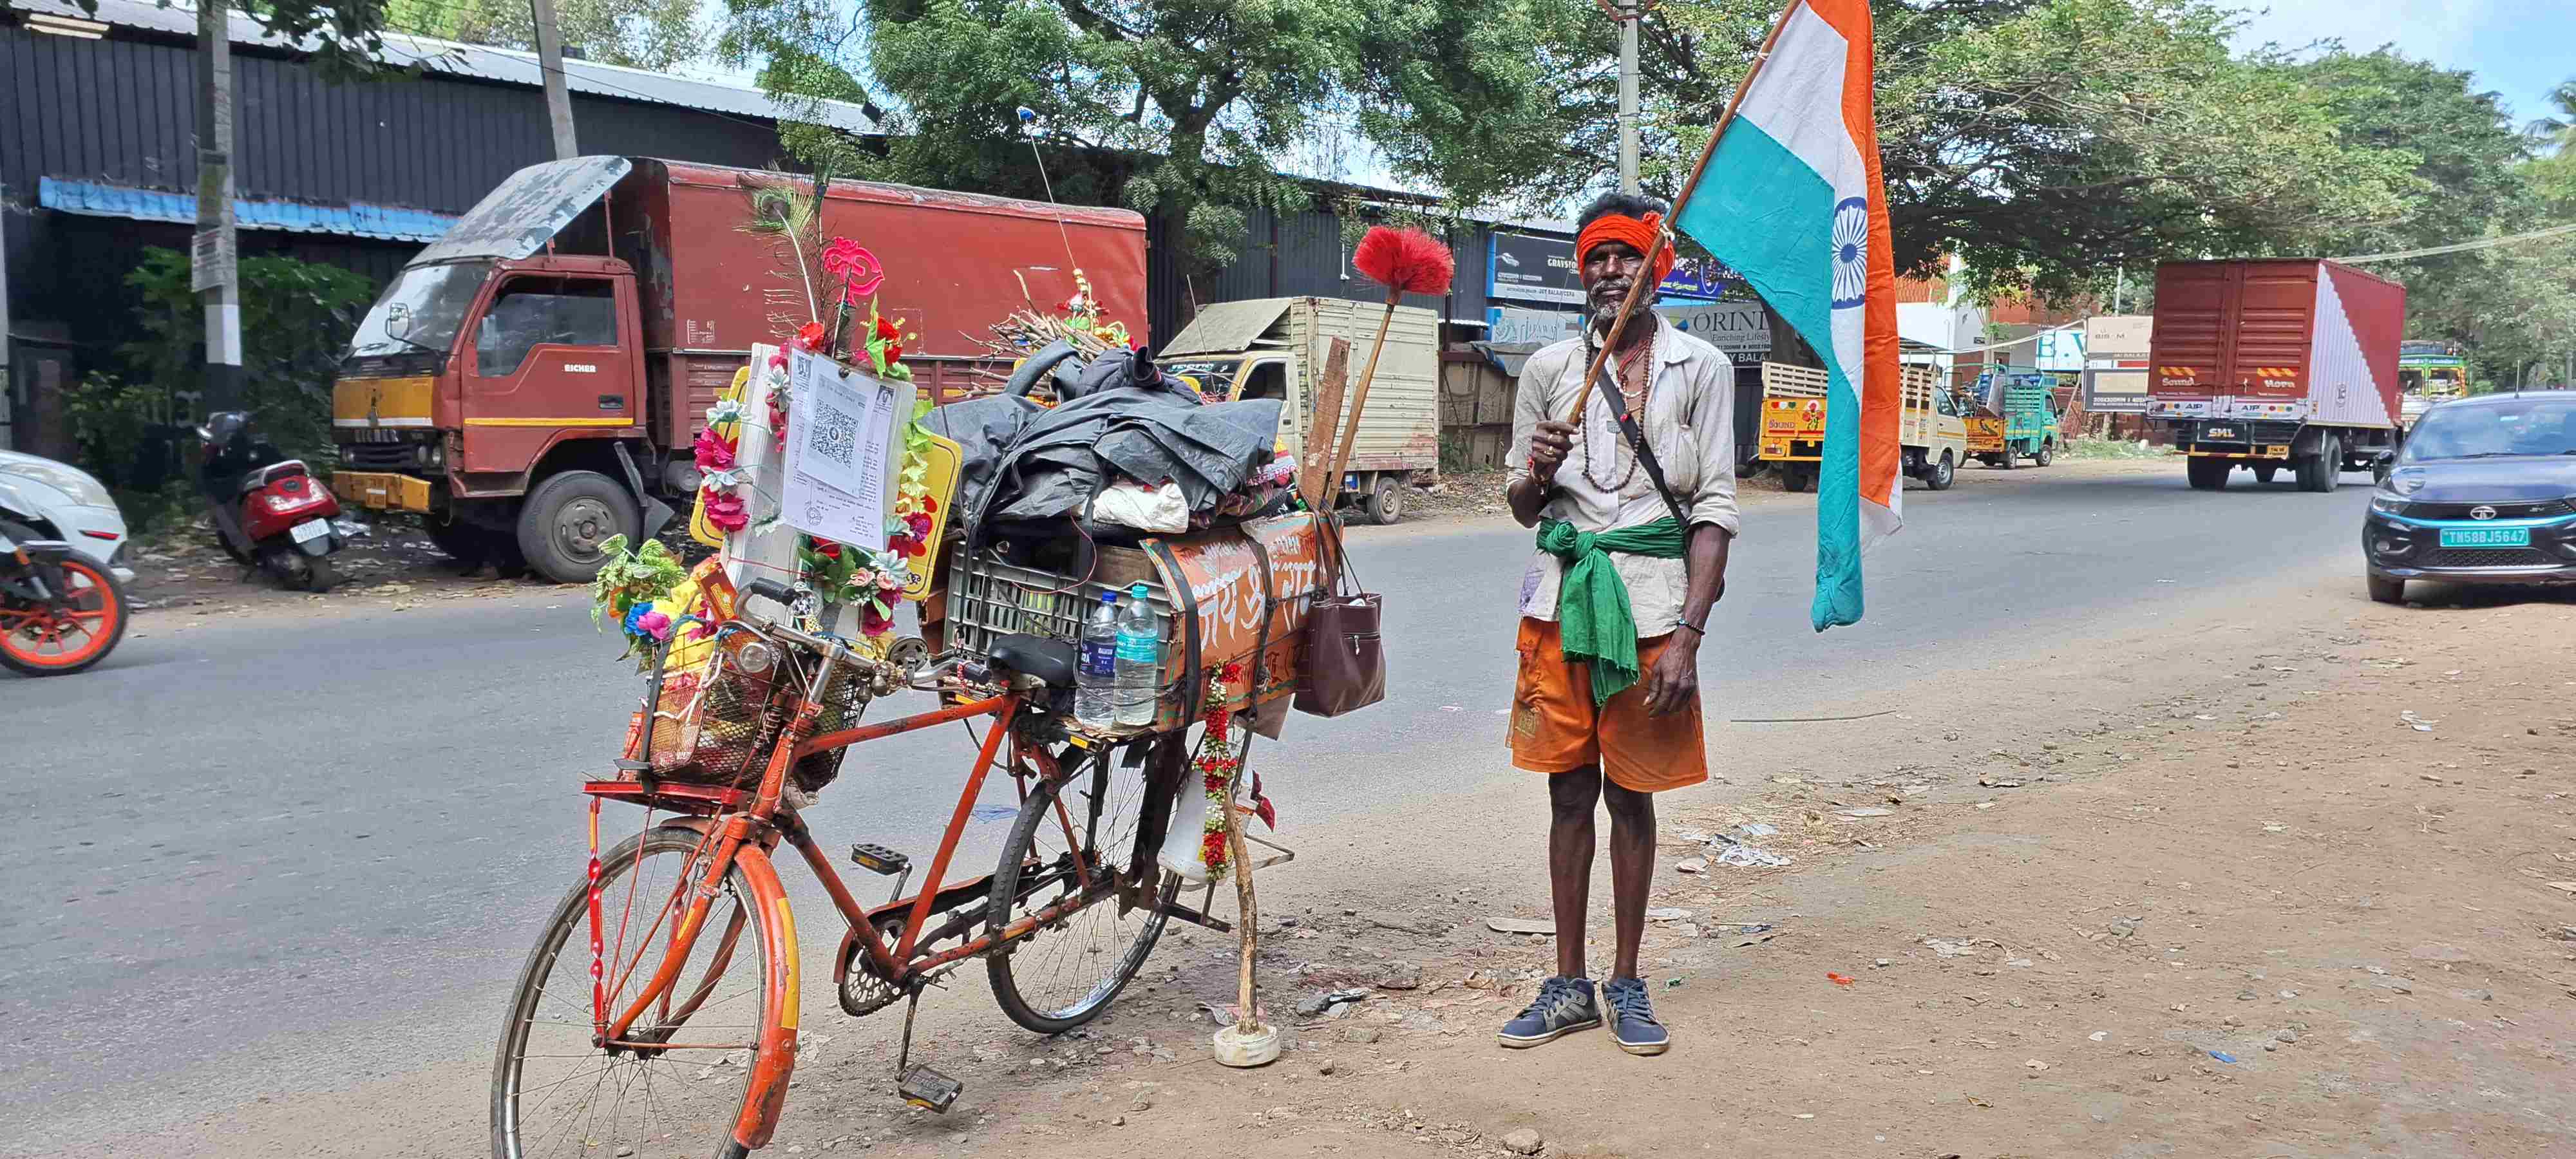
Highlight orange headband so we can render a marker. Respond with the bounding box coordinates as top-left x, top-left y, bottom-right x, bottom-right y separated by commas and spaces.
1574, 212, 1676, 285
